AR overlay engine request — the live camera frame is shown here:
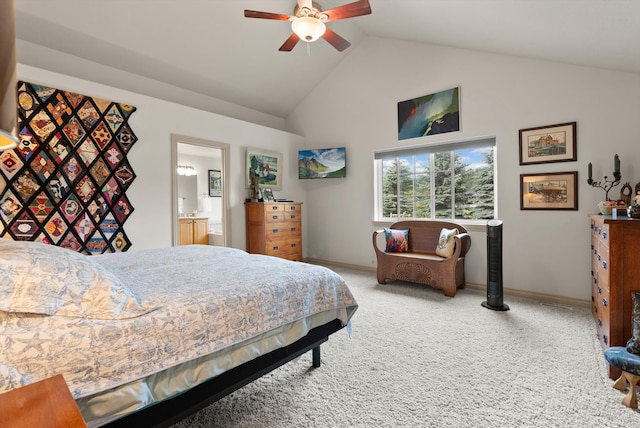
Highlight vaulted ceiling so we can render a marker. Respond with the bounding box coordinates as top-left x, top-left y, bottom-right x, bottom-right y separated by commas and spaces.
14, 0, 640, 122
